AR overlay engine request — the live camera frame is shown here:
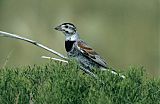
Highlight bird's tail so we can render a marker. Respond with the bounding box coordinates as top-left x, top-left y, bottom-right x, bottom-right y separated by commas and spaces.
101, 67, 126, 79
